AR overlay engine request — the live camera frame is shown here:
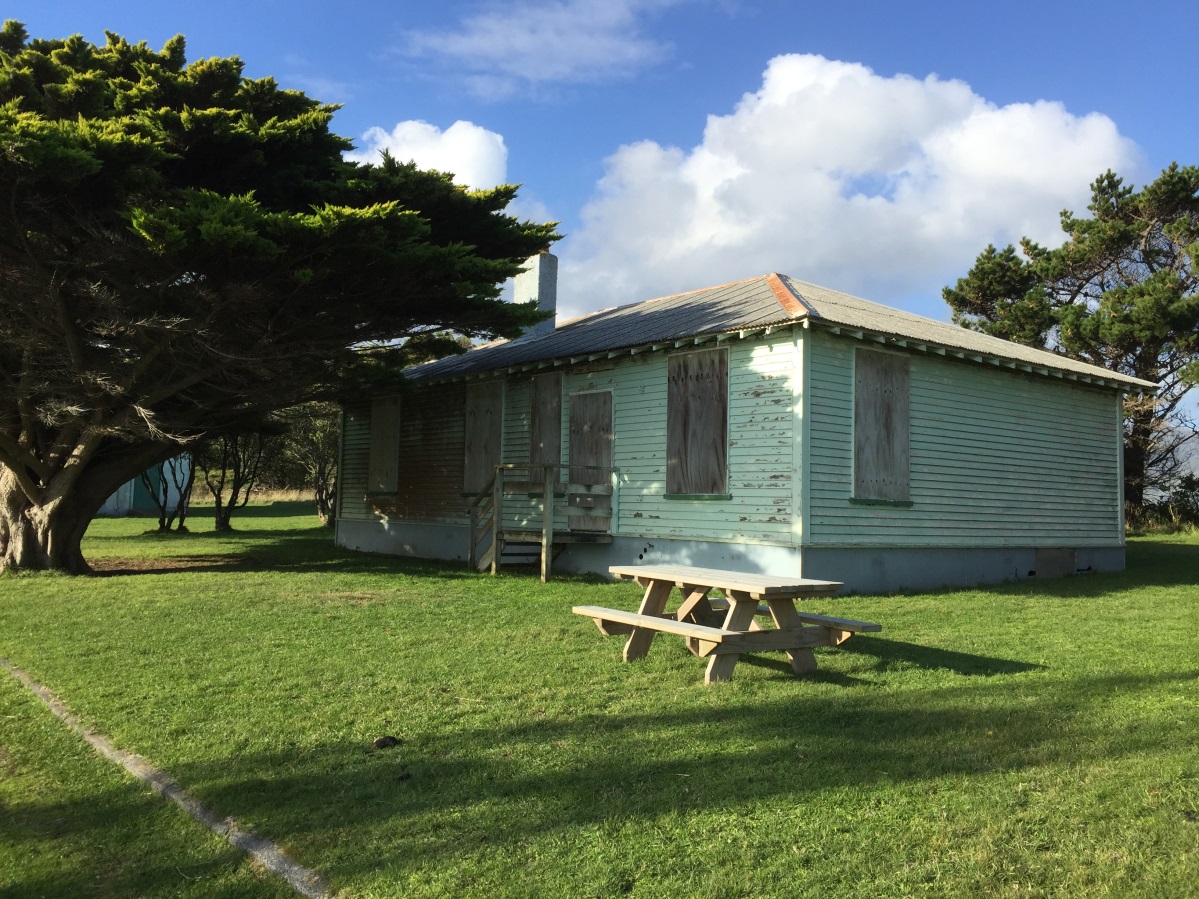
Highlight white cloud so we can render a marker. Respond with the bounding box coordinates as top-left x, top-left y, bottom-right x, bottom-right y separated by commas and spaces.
559, 54, 1143, 319
347, 120, 508, 190
404, 0, 678, 98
